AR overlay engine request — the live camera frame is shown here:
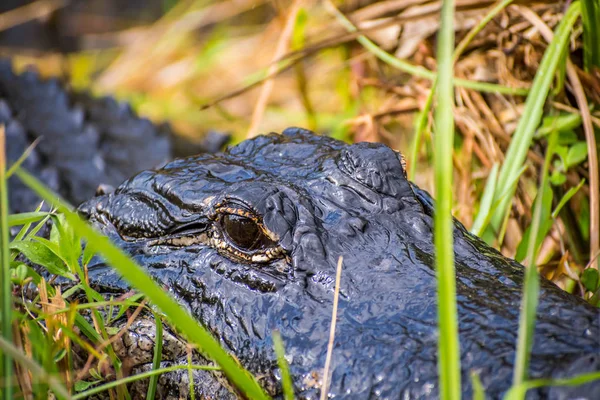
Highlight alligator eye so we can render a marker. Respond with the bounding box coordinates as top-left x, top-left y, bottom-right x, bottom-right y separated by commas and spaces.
221, 214, 274, 251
